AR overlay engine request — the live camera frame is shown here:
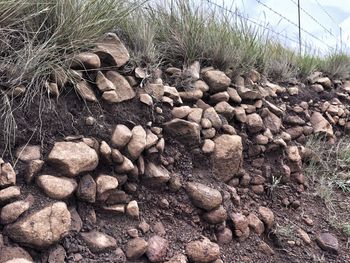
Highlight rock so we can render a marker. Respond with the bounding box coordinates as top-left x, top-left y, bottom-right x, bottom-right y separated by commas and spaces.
203, 107, 222, 129
186, 237, 220, 263
164, 86, 182, 104
77, 174, 96, 203
316, 233, 338, 253
316, 77, 332, 89
146, 235, 168, 262
284, 115, 305, 126
76, 80, 97, 102
172, 106, 192, 119
236, 86, 262, 100
145, 84, 165, 100
5, 202, 71, 248
185, 182, 222, 211
216, 227, 233, 245
71, 52, 101, 69
105, 71, 135, 102
233, 107, 247, 123
164, 119, 200, 145
96, 175, 118, 201
311, 84, 324, 92
203, 70, 230, 93
0, 246, 33, 263
210, 91, 229, 104
247, 213, 264, 235
102, 90, 120, 103
202, 128, 216, 139
297, 228, 311, 245
125, 238, 148, 259
16, 145, 41, 162
94, 33, 129, 67
0, 163, 16, 188
100, 141, 112, 162
69, 207, 82, 232
258, 241, 275, 256
36, 175, 77, 200
202, 139, 215, 154
214, 101, 234, 120
1, 195, 34, 224
165, 254, 188, 263
187, 108, 203, 124
48, 142, 98, 176
111, 149, 124, 164
258, 206, 274, 229
26, 160, 44, 183
286, 146, 301, 162
227, 87, 242, 103
144, 162, 170, 186
263, 110, 281, 134
126, 200, 139, 217
246, 113, 264, 133
213, 135, 243, 182
115, 156, 134, 173
310, 112, 333, 138
47, 245, 66, 263
111, 124, 132, 149
288, 86, 299, 95
127, 126, 147, 160
203, 206, 227, 224
231, 213, 249, 239
81, 231, 117, 253
0, 186, 20, 203
193, 80, 209, 92
140, 93, 153, 106
96, 71, 115, 92
146, 130, 159, 149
